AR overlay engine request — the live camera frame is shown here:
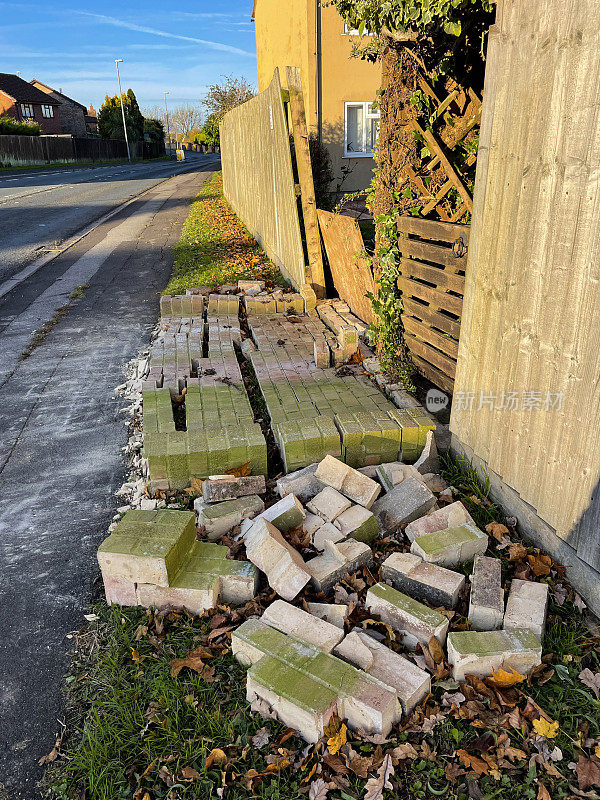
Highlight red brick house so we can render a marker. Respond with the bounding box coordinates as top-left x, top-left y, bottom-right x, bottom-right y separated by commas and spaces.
30, 79, 88, 137
0, 73, 61, 134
